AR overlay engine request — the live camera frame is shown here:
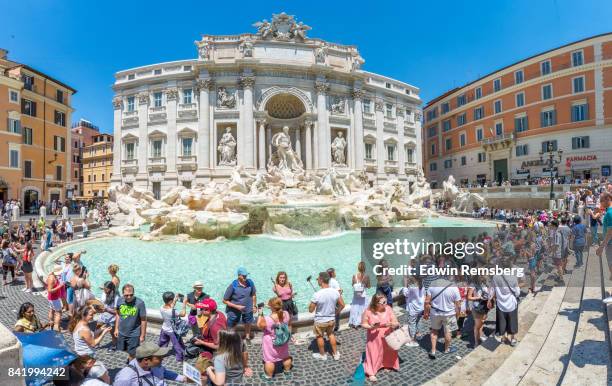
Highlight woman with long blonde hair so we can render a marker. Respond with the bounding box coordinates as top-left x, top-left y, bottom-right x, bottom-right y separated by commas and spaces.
257, 297, 293, 380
